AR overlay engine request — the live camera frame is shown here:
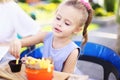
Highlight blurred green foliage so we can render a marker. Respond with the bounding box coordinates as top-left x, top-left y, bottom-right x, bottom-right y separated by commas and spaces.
34, 3, 58, 12
18, 2, 58, 24
18, 0, 26, 3
49, 0, 62, 3
116, 0, 120, 23
91, 3, 101, 10
104, 0, 116, 12
94, 8, 106, 16
91, 1, 115, 17
95, 8, 114, 17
